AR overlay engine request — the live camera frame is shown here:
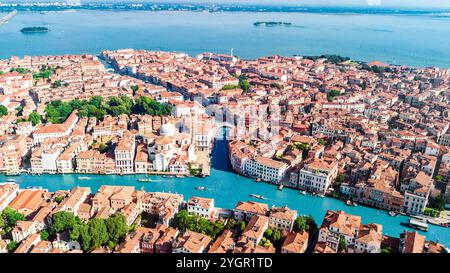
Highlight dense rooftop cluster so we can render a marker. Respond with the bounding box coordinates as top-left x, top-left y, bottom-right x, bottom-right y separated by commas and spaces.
0, 49, 450, 254
0, 183, 446, 253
